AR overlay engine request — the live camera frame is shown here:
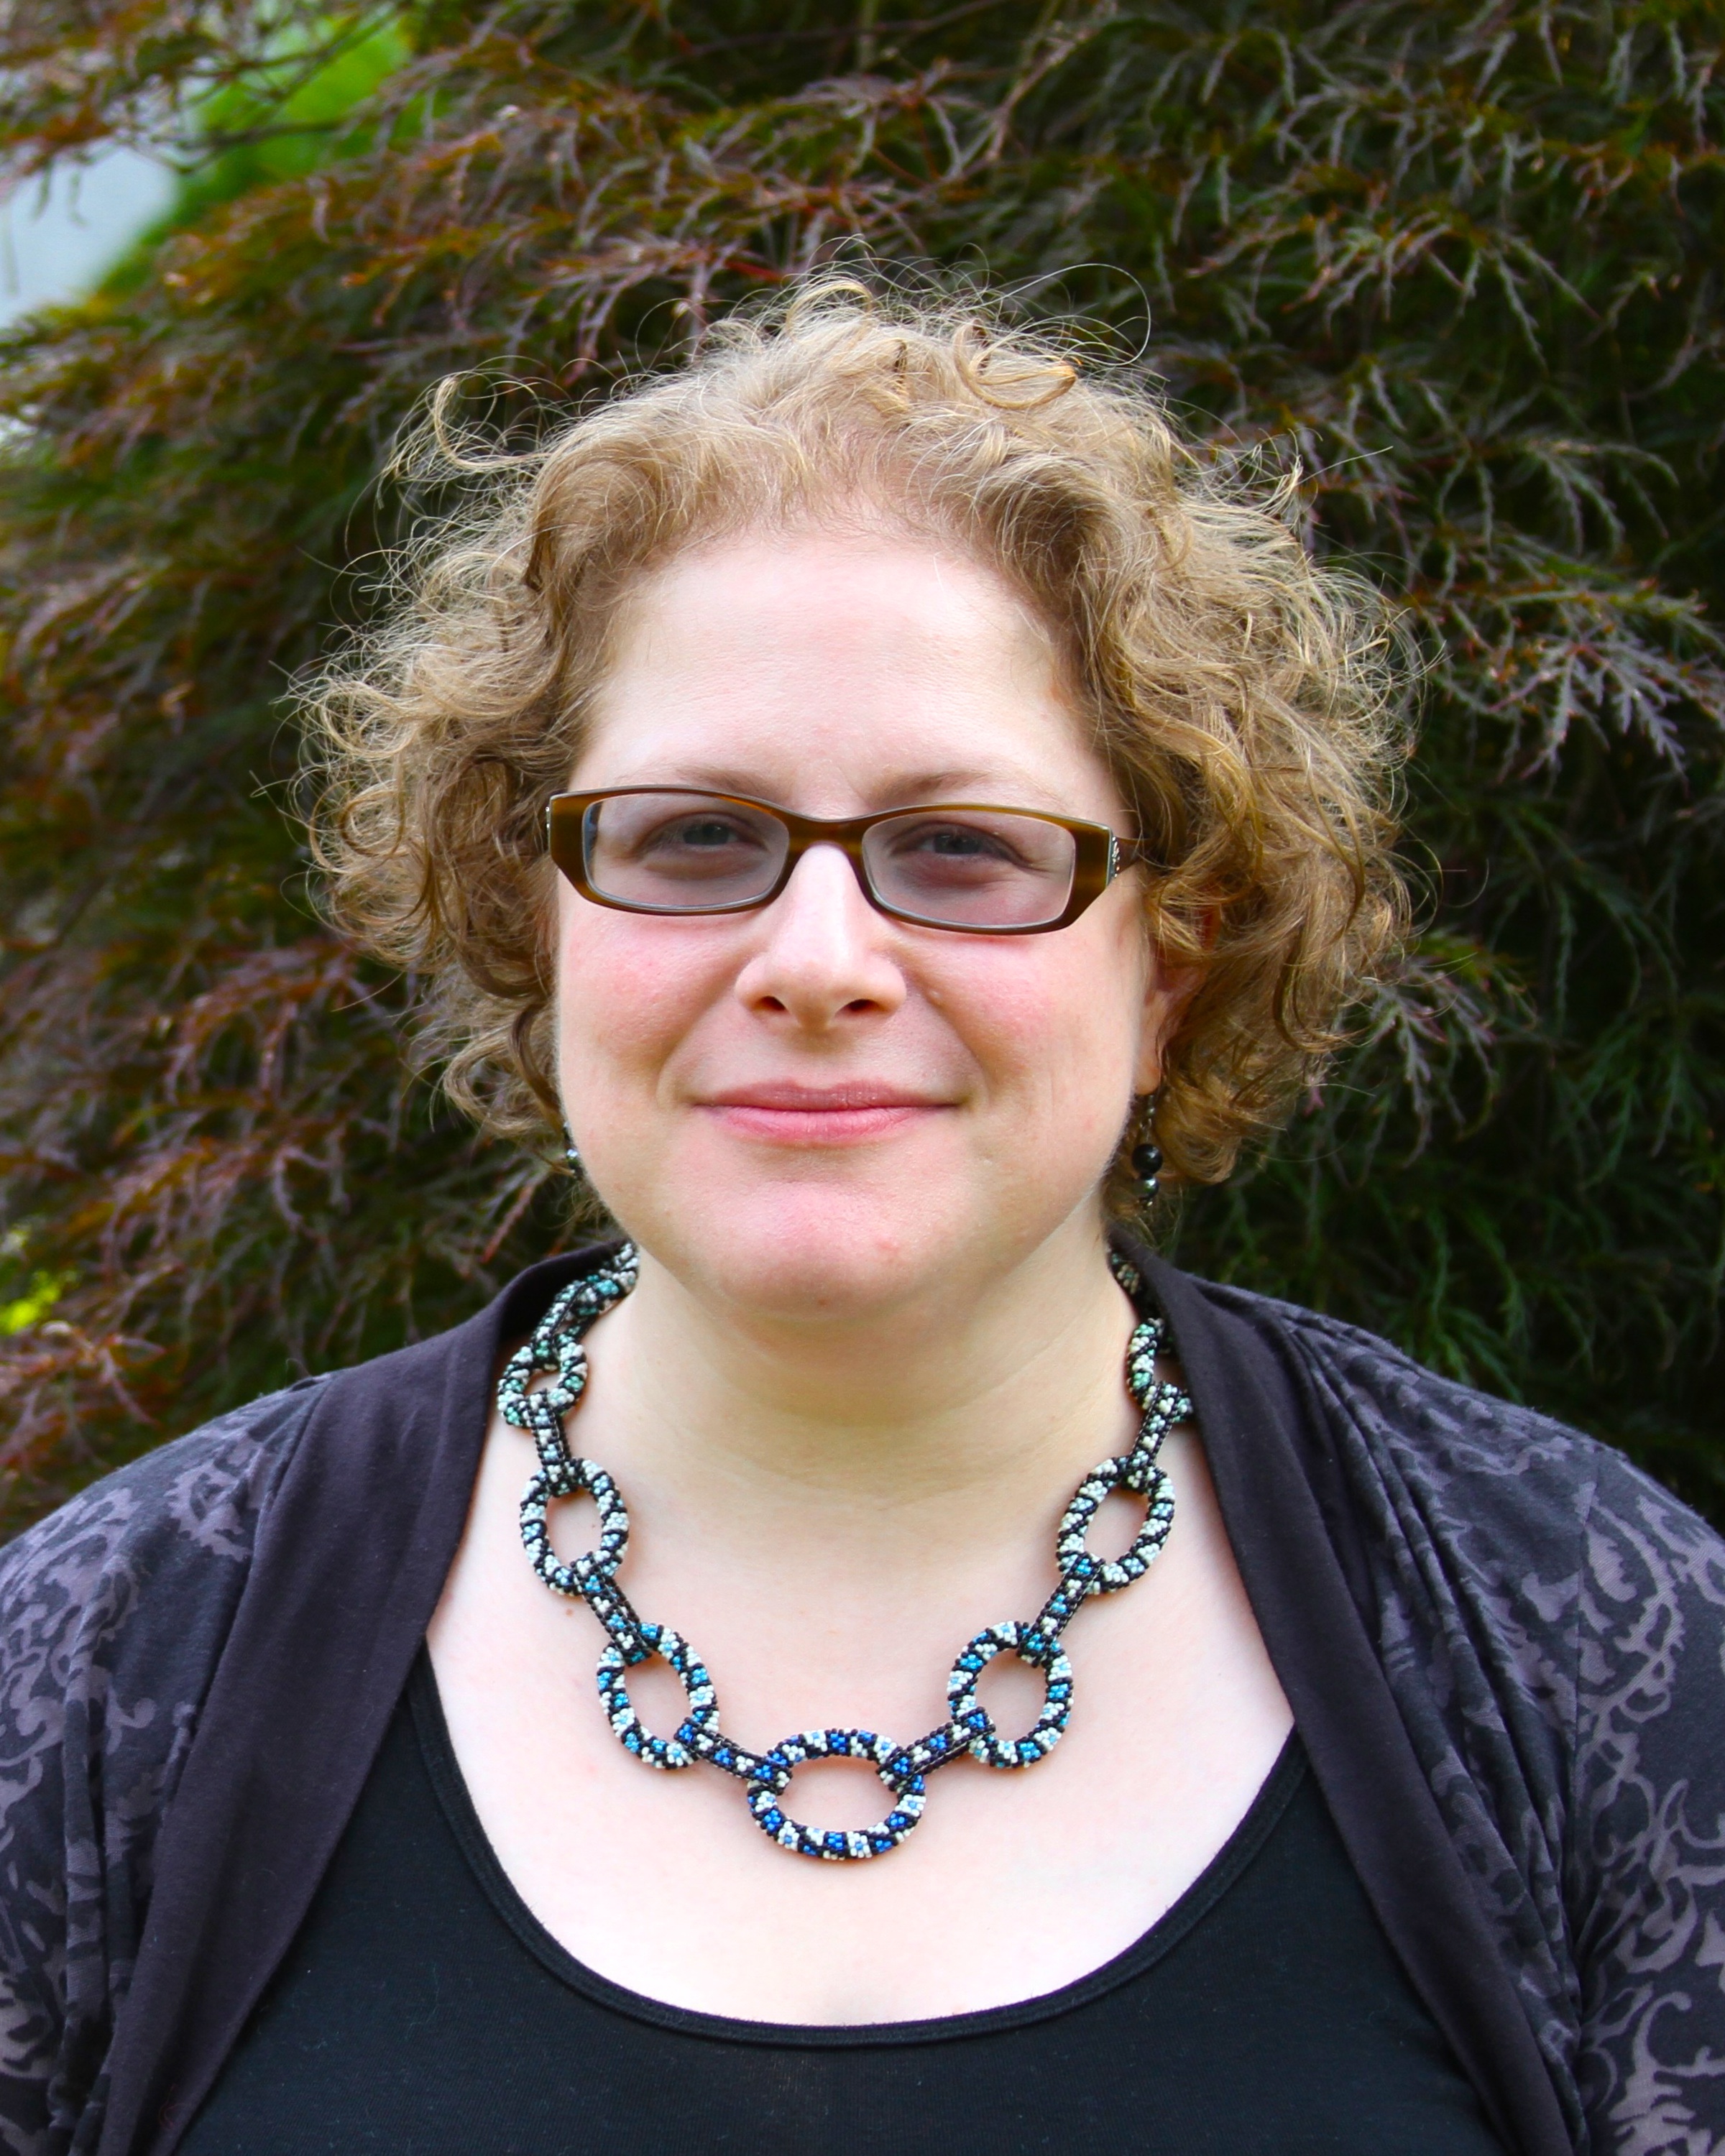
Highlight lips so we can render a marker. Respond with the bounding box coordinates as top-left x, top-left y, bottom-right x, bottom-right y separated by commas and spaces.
699, 1081, 948, 1145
